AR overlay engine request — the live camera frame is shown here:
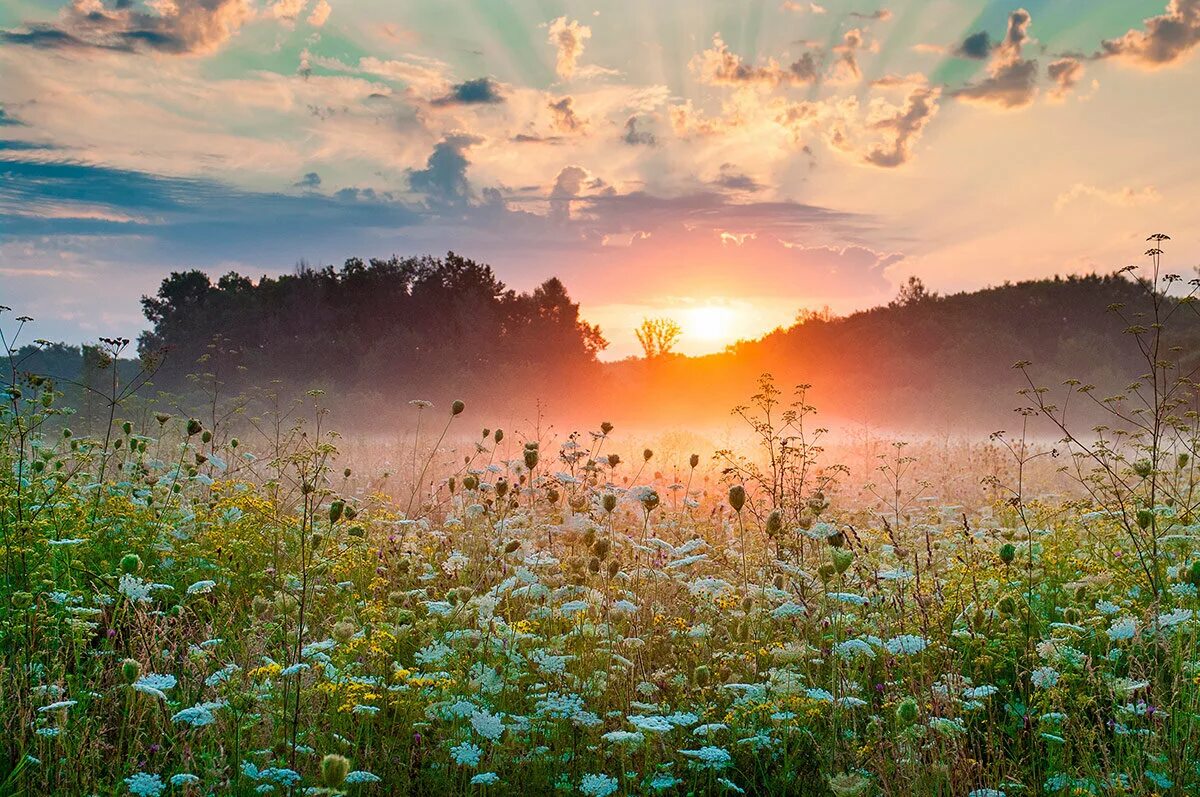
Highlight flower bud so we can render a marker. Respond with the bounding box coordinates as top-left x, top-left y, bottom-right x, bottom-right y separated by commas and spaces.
122, 658, 141, 684
121, 553, 142, 574
895, 697, 919, 724
321, 754, 351, 788
690, 454, 700, 469
999, 543, 1016, 564
728, 485, 746, 513
451, 399, 465, 416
